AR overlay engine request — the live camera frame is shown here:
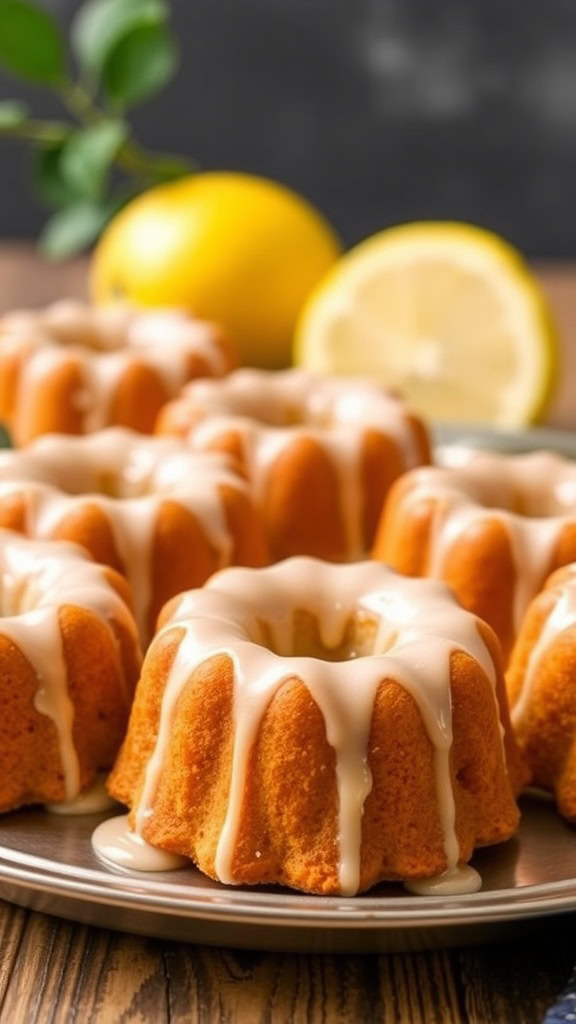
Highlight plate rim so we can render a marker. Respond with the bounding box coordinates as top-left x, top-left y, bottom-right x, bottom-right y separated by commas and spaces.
3, 828, 576, 931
